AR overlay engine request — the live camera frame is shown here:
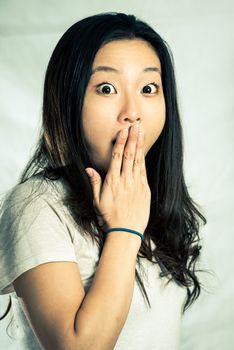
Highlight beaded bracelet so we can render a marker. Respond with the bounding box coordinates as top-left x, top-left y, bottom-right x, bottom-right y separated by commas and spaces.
105, 227, 144, 241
